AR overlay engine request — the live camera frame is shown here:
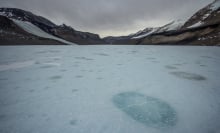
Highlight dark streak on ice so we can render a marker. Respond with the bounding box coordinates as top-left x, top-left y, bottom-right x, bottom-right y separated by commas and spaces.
75, 75, 83, 78
146, 57, 156, 60
170, 71, 206, 81
0, 114, 7, 121
0, 78, 8, 81
95, 53, 109, 56
74, 57, 94, 61
165, 65, 178, 70
70, 119, 77, 126
96, 77, 103, 80
49, 75, 62, 80
72, 89, 78, 93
